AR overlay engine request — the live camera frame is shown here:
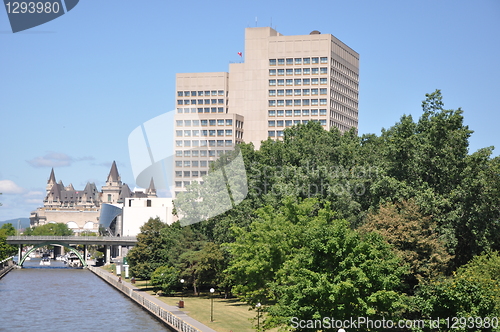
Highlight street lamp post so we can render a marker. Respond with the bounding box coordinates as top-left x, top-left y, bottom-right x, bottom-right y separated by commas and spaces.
210, 288, 215, 322
256, 302, 261, 331
179, 279, 185, 308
